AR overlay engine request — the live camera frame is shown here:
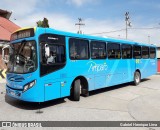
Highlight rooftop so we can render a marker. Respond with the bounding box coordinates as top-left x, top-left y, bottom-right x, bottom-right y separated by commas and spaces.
0, 16, 20, 41
0, 9, 12, 19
